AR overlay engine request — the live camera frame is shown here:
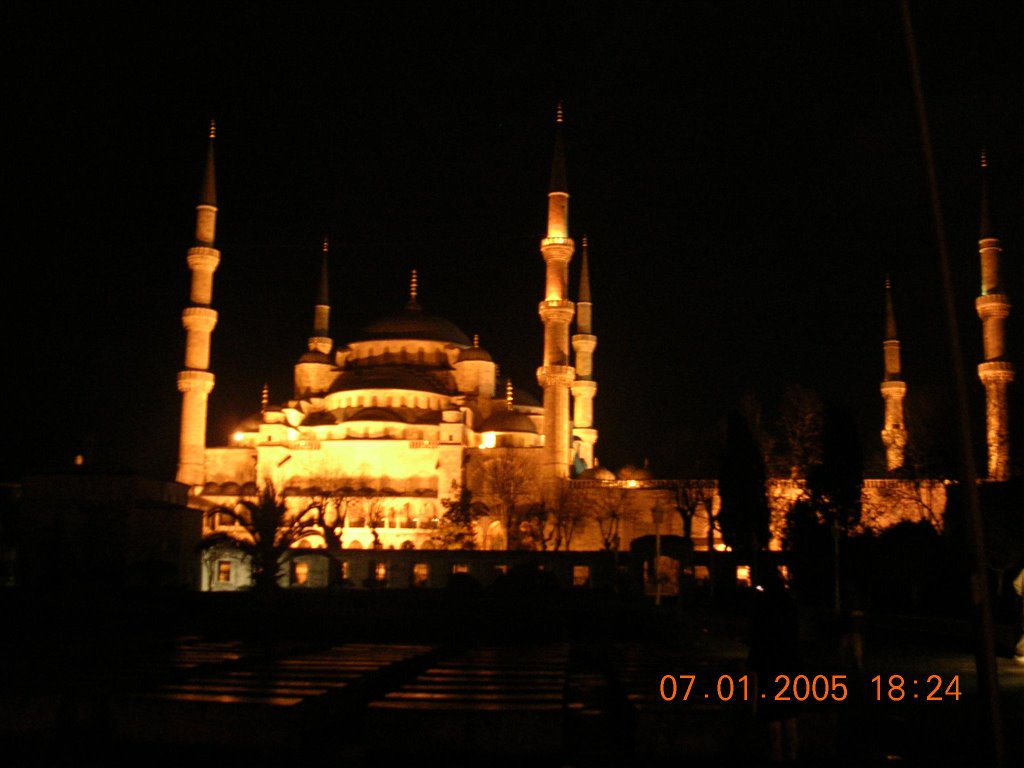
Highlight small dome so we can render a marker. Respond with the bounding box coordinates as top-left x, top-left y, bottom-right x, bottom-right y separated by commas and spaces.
457, 346, 493, 363
298, 350, 332, 364
346, 407, 408, 423
303, 410, 337, 426
580, 466, 616, 481
360, 306, 470, 346
478, 408, 537, 434
618, 464, 653, 481
330, 365, 449, 395
237, 413, 262, 431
